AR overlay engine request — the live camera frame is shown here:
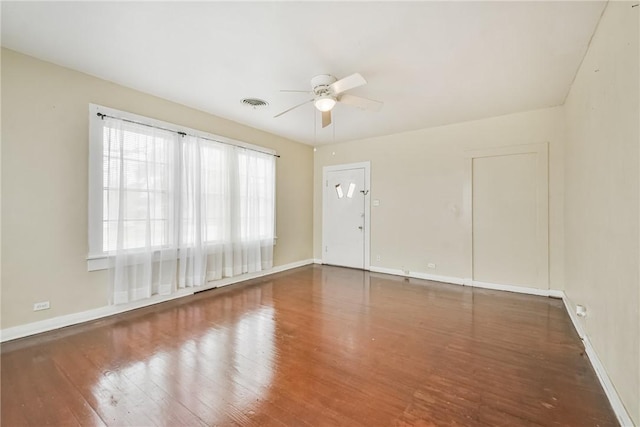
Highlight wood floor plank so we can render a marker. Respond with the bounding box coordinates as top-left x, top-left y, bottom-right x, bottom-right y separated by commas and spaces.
1, 265, 618, 426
